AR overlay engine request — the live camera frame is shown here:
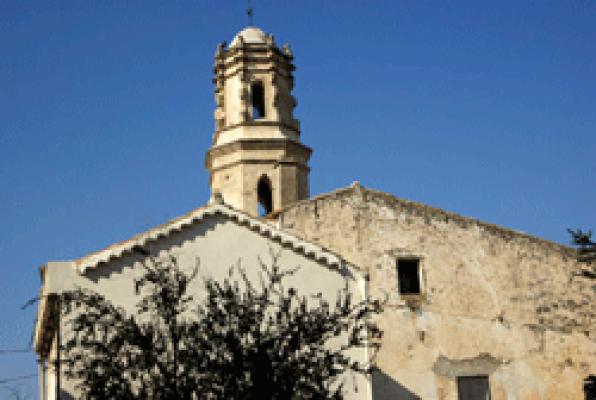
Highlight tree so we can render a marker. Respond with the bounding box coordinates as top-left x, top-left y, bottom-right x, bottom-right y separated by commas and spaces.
568, 229, 595, 400
60, 252, 383, 399
569, 229, 596, 266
